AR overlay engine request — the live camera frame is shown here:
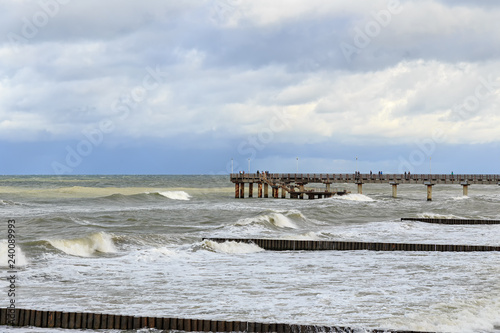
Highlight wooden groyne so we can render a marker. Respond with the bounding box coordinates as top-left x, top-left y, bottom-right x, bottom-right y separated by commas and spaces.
401, 218, 500, 225
231, 173, 500, 200
0, 308, 431, 332
204, 238, 500, 252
